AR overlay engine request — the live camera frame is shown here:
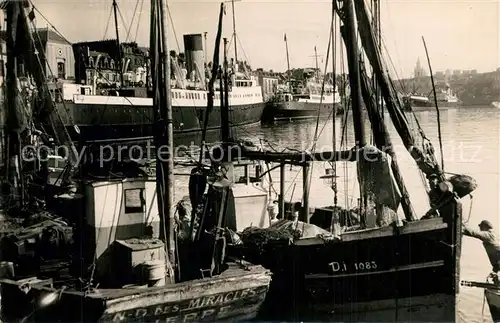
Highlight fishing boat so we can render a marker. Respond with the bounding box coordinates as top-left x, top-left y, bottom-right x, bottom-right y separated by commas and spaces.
48, 0, 264, 143
0, 1, 271, 321
263, 78, 343, 122
461, 278, 500, 322
187, 0, 477, 321
261, 39, 342, 123
402, 84, 459, 112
